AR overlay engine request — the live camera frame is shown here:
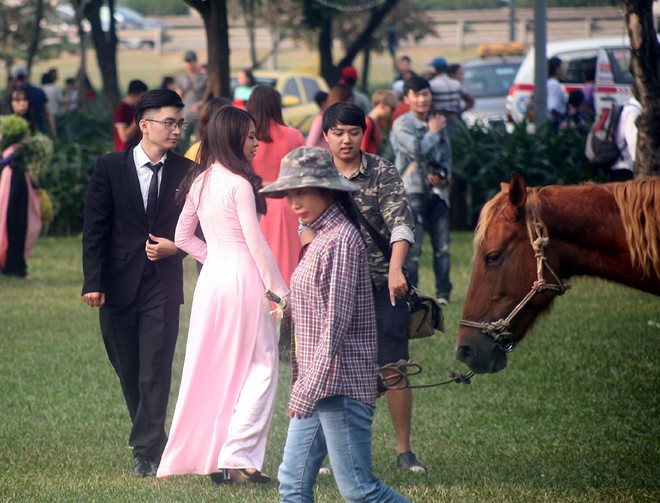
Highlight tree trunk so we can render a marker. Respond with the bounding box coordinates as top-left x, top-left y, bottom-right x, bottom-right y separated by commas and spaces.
361, 44, 370, 93
319, 17, 338, 86
318, 0, 399, 87
186, 0, 231, 99
76, 0, 120, 107
245, 0, 258, 69
621, 0, 660, 177
26, 0, 45, 77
